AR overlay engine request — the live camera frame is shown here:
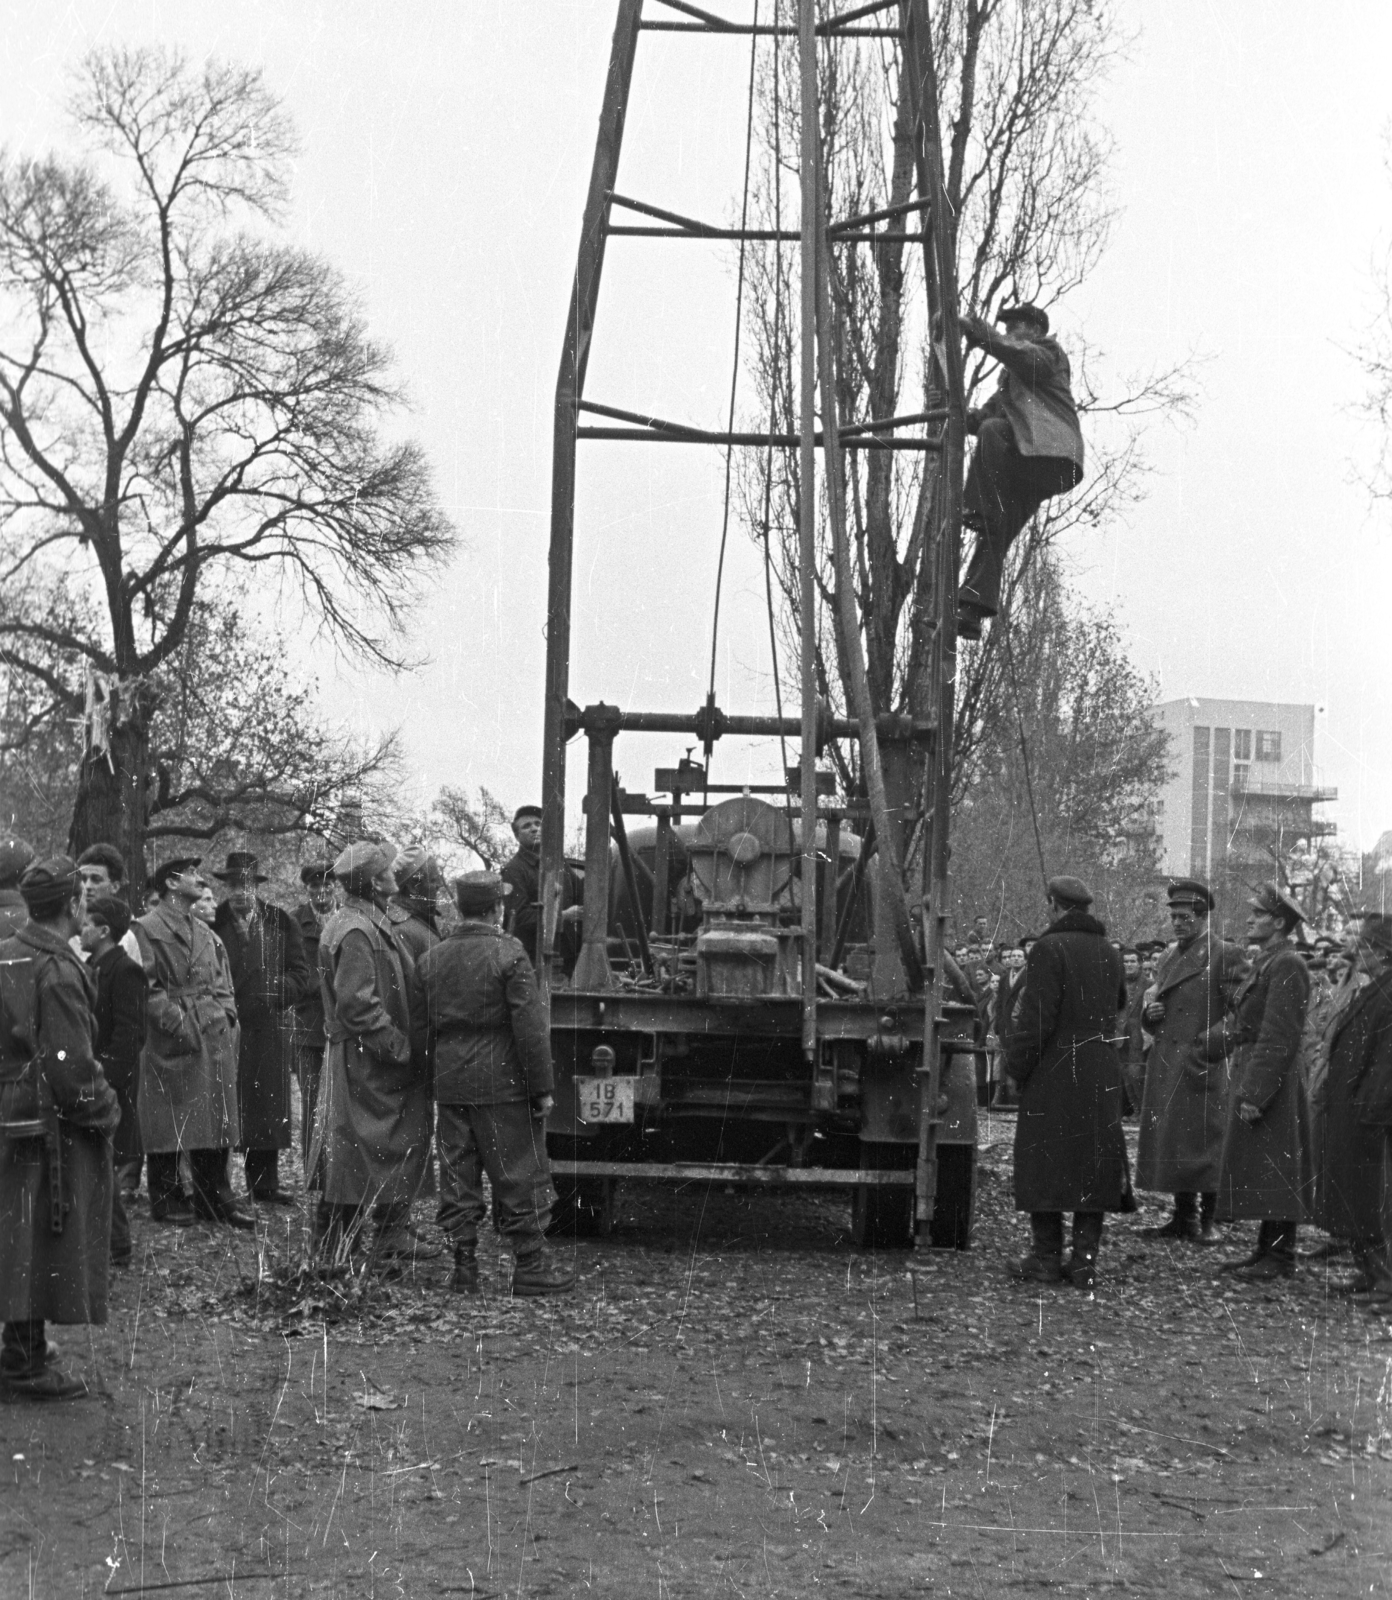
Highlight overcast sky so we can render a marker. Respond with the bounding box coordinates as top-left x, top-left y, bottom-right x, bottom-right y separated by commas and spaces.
4, 3, 1392, 849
